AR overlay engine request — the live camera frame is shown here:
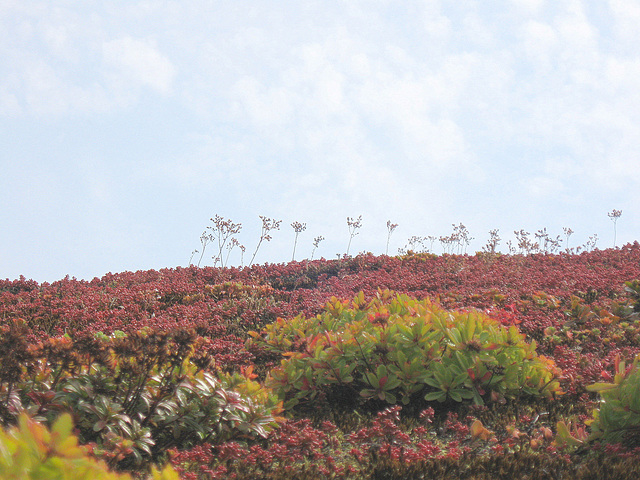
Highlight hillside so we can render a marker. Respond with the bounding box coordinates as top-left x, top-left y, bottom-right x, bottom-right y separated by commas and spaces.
2, 244, 640, 478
